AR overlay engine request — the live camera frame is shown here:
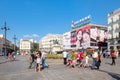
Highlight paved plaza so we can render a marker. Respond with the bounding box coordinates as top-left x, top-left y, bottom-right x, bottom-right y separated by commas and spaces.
0, 55, 120, 80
